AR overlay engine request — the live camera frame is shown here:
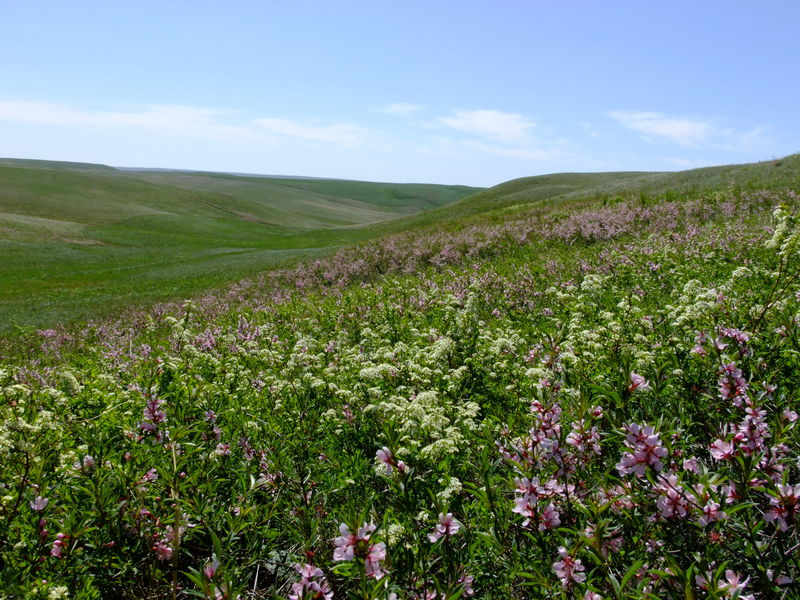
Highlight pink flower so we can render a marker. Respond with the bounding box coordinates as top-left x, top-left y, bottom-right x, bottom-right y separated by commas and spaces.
710, 439, 735, 461
215, 443, 231, 456
540, 503, 561, 530
717, 570, 754, 600
428, 512, 461, 542
764, 484, 800, 532
697, 501, 727, 526
50, 533, 68, 558
364, 542, 387, 579
616, 423, 667, 477
333, 522, 386, 578
204, 555, 220, 579
30, 496, 49, 511
552, 546, 585, 589
376, 446, 405, 475
628, 373, 650, 393
458, 573, 475, 596
153, 538, 173, 561
289, 563, 333, 600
